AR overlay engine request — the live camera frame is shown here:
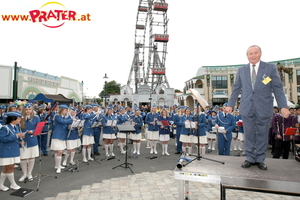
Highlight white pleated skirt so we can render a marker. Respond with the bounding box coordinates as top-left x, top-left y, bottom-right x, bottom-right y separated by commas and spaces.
193, 135, 208, 144
238, 132, 244, 141
0, 156, 20, 166
66, 139, 81, 149
179, 135, 193, 143
103, 133, 116, 140
20, 145, 39, 159
232, 132, 238, 138
130, 133, 141, 140
207, 131, 217, 139
117, 132, 127, 139
82, 135, 95, 145
148, 131, 159, 140
51, 139, 66, 151
159, 134, 170, 142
